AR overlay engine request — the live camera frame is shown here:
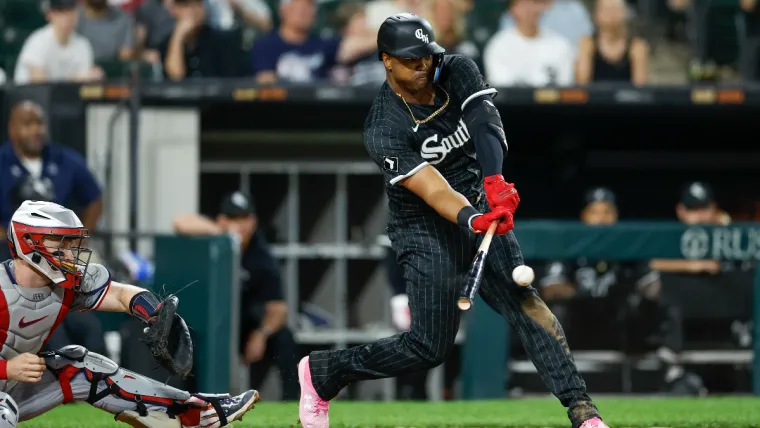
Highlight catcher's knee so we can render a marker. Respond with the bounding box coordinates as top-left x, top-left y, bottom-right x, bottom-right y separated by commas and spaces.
42, 345, 191, 407
0, 393, 19, 428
